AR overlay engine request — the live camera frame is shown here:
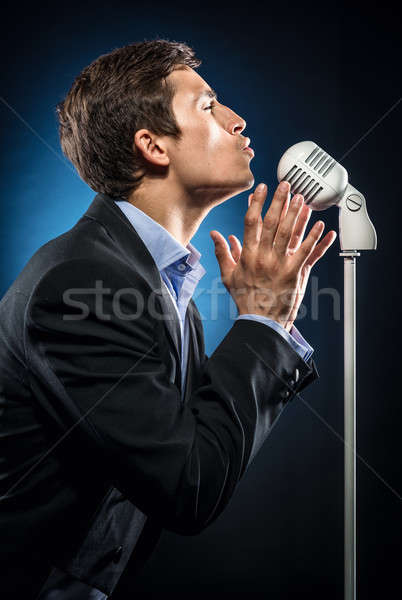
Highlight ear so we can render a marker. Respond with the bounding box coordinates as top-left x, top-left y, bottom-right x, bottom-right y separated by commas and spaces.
133, 129, 170, 167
